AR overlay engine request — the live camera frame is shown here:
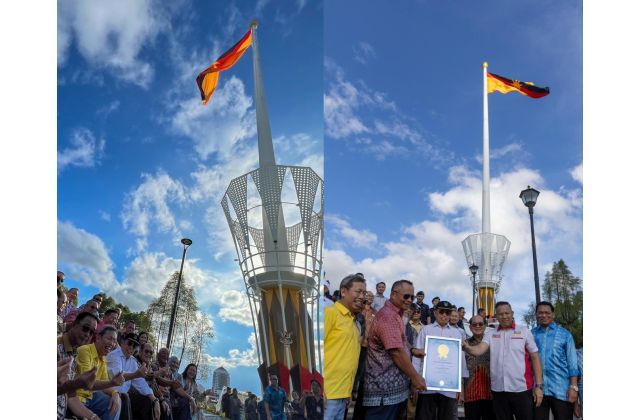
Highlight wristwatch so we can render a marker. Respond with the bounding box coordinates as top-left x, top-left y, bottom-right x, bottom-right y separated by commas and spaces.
535, 384, 543, 390
569, 385, 579, 392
